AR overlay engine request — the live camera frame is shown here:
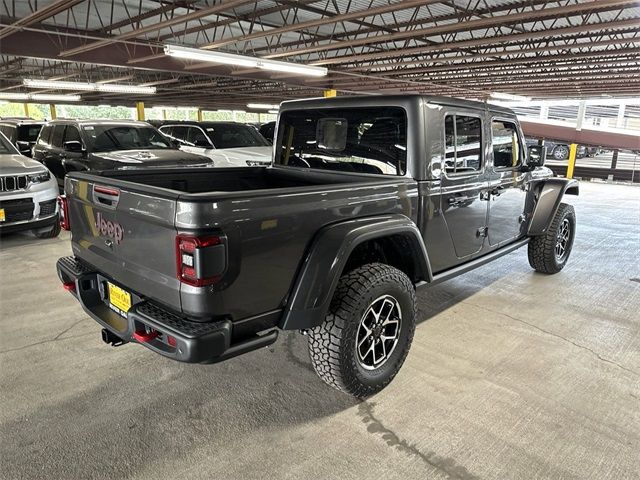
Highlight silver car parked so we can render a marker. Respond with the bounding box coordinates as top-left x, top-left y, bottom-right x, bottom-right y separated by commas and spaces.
0, 132, 60, 238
